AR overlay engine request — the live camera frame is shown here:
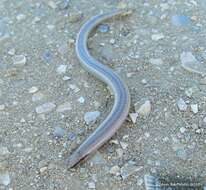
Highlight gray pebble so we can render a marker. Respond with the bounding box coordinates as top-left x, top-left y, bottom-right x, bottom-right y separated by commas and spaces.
53, 127, 65, 138
84, 111, 100, 125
